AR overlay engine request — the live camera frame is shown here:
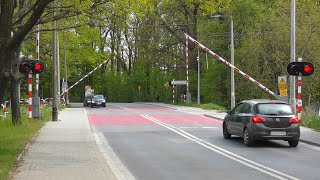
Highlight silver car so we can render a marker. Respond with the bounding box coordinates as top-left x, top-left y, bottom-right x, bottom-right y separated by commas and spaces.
223, 99, 300, 147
